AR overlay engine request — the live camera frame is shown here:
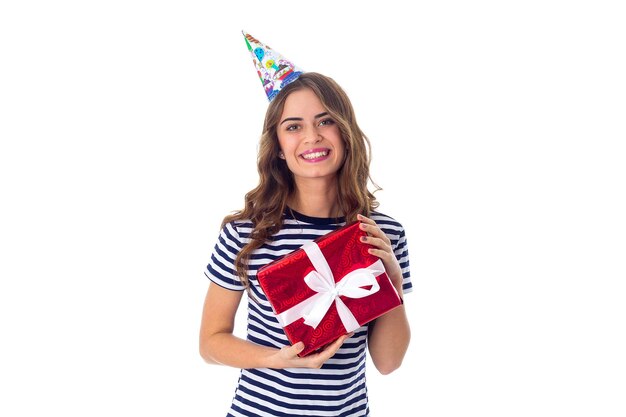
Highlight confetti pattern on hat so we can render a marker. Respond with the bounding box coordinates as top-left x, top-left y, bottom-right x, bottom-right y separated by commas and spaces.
242, 31, 304, 102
